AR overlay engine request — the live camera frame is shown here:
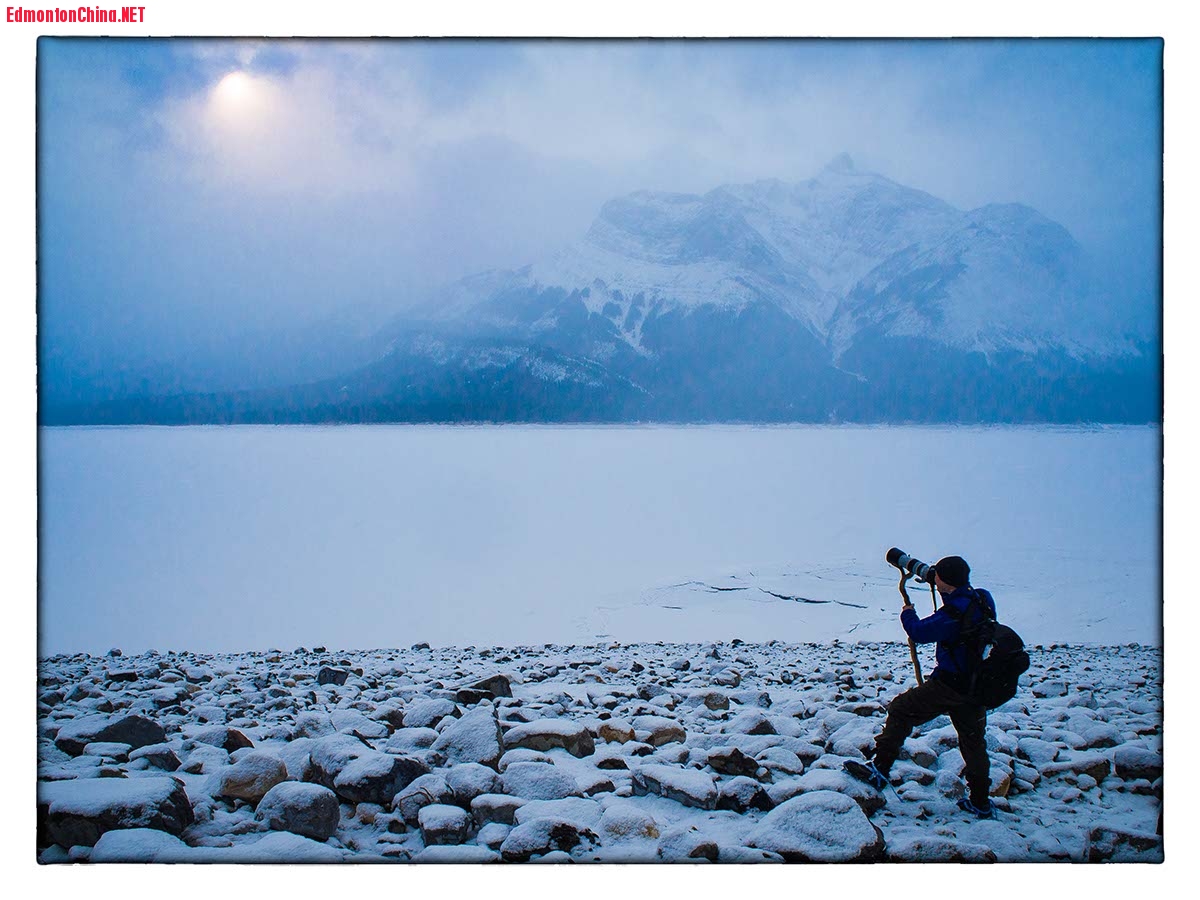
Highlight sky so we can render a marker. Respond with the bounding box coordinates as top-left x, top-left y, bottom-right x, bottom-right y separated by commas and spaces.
37, 38, 1162, 397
